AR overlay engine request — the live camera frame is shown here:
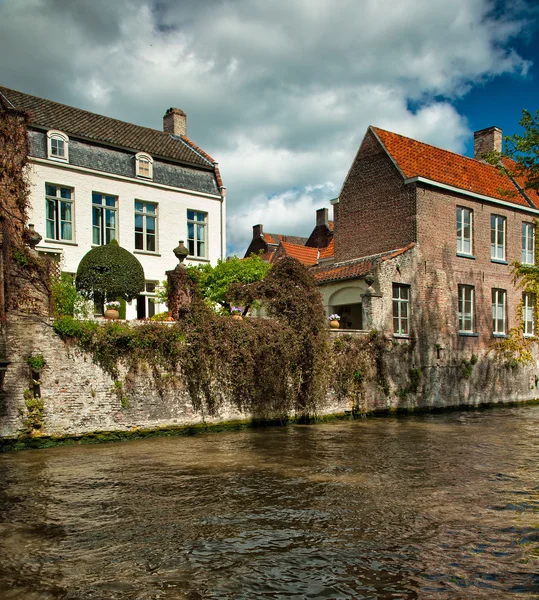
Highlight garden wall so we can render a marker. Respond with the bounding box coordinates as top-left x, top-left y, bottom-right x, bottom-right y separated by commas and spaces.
1, 314, 538, 445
